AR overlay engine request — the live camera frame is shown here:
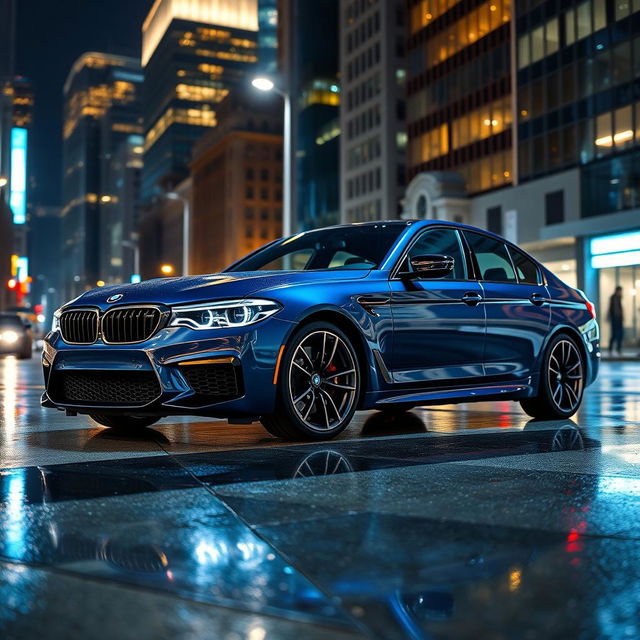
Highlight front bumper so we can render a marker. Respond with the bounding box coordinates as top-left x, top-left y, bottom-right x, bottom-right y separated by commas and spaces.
42, 317, 294, 418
